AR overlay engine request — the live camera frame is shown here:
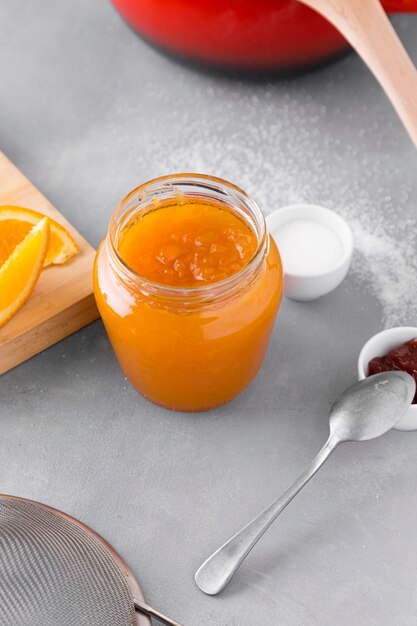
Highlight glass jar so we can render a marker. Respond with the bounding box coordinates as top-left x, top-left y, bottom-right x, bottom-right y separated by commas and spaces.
93, 175, 283, 412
